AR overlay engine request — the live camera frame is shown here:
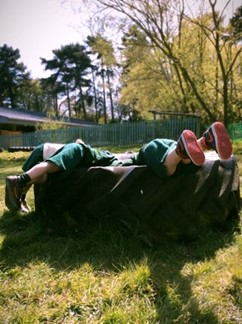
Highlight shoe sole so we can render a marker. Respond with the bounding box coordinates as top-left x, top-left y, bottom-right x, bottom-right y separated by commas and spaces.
210, 122, 232, 160
182, 130, 205, 166
5, 177, 21, 211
